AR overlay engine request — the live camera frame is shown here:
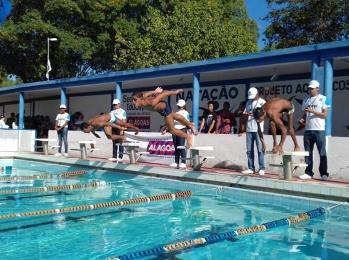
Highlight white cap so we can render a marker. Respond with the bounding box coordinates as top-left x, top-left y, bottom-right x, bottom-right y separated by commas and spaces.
248, 87, 258, 99
112, 98, 121, 105
308, 80, 320, 88
59, 104, 67, 109
176, 99, 186, 107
